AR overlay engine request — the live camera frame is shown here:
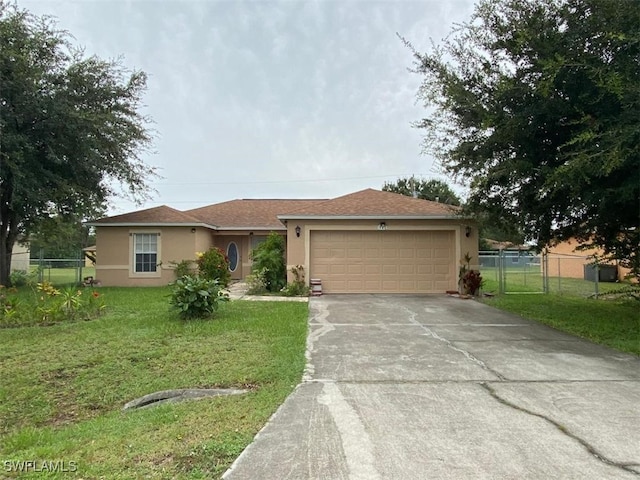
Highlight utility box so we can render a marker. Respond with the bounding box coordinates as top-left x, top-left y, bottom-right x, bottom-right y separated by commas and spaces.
584, 264, 618, 282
